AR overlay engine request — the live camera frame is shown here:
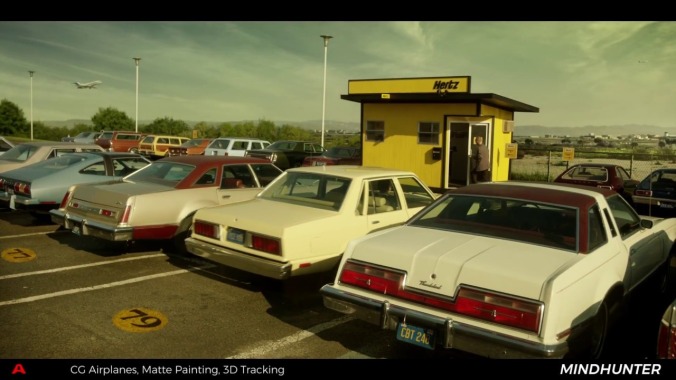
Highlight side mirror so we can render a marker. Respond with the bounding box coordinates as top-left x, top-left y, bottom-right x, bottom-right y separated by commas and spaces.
640, 219, 654, 229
